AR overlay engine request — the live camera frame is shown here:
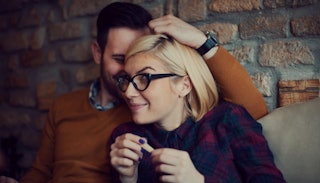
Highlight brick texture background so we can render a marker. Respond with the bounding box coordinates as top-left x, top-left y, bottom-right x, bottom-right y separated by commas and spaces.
0, 0, 319, 180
